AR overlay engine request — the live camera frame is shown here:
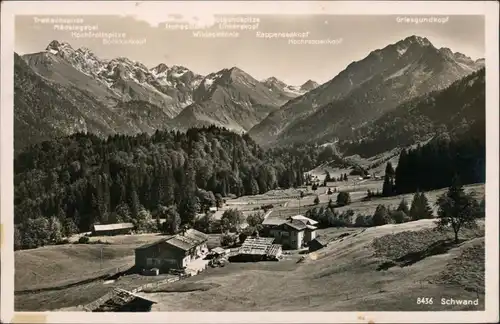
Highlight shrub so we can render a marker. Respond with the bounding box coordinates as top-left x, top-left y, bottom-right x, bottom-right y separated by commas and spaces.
78, 236, 90, 244
355, 214, 373, 227
390, 210, 410, 224
220, 233, 238, 247
372, 205, 391, 226
336, 192, 351, 206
